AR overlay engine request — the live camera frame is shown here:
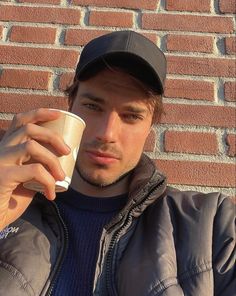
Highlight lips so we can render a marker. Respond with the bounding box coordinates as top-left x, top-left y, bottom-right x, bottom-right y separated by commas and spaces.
86, 150, 119, 165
